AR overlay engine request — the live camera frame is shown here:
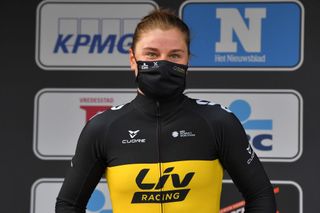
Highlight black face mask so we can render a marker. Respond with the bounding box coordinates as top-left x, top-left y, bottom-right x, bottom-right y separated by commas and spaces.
136, 60, 188, 100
